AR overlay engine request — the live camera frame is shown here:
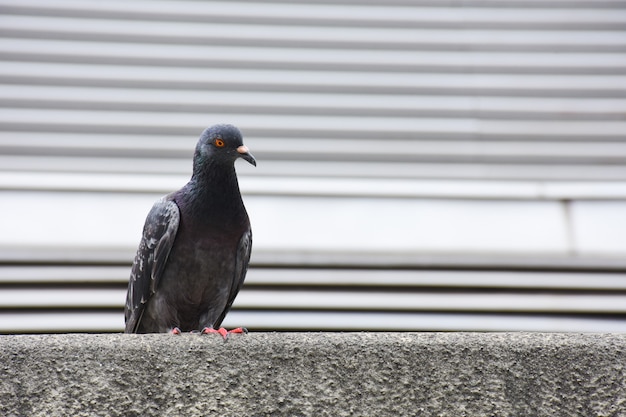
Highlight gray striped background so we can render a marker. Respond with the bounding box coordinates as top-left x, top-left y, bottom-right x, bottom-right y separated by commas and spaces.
1, 0, 626, 333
